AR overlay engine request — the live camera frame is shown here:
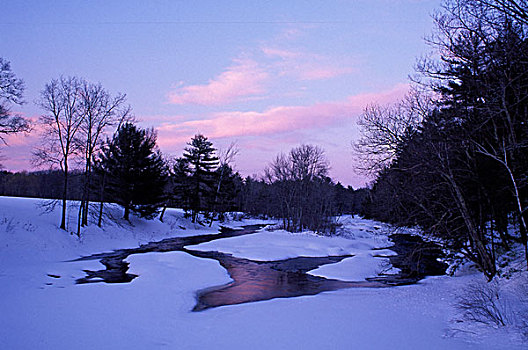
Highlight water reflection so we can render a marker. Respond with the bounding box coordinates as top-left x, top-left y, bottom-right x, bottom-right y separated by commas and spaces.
187, 250, 383, 311
71, 225, 387, 311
